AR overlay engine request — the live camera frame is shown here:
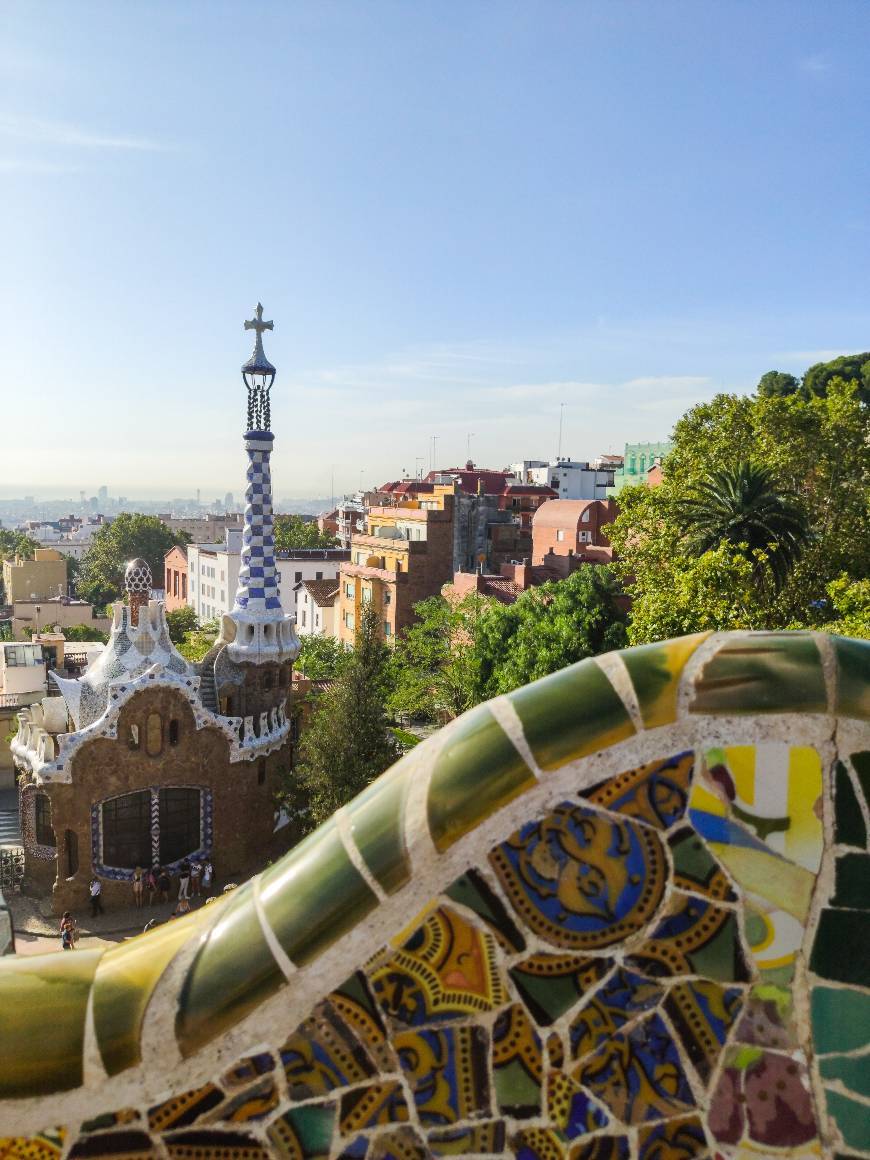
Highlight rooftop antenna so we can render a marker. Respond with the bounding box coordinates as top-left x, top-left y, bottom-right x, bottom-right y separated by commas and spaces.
557, 402, 566, 460
467, 432, 475, 463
